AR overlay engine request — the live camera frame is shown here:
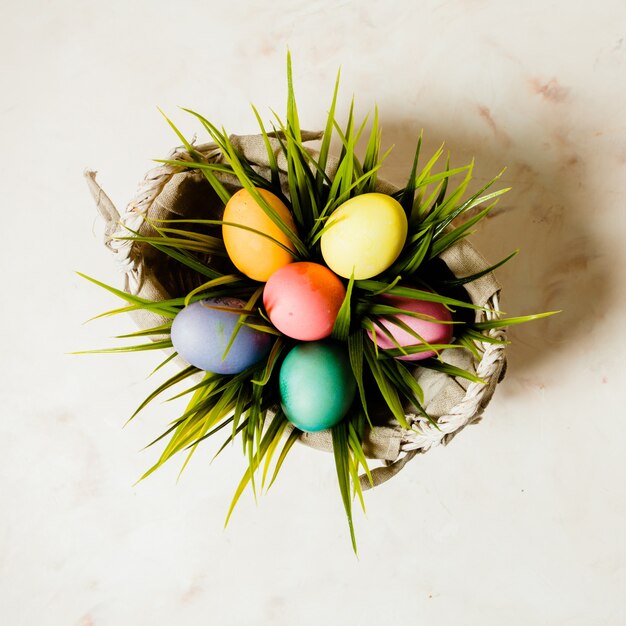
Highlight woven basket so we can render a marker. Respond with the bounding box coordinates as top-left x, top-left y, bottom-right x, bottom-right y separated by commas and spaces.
85, 132, 507, 489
